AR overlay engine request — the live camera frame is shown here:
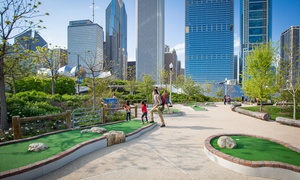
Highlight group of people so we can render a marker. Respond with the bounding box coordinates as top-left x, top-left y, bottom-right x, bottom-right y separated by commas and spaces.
122, 87, 172, 128
223, 95, 231, 105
